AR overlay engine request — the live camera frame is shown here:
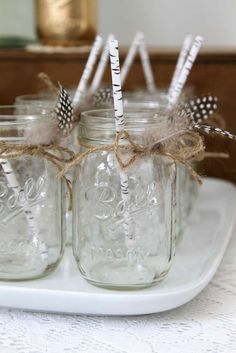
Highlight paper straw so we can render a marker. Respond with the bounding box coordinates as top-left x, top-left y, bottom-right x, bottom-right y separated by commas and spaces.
168, 35, 204, 109
90, 34, 114, 92
168, 34, 193, 97
0, 158, 48, 258
73, 35, 103, 108
109, 39, 134, 240
138, 32, 156, 93
120, 32, 141, 85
